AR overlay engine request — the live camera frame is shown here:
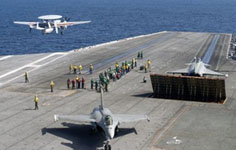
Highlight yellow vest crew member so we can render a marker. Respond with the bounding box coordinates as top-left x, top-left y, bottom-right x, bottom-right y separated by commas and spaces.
78, 64, 83, 74
145, 64, 148, 73
34, 95, 39, 110
147, 59, 151, 69
89, 64, 94, 74
25, 72, 29, 83
69, 64, 73, 74
50, 80, 54, 92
